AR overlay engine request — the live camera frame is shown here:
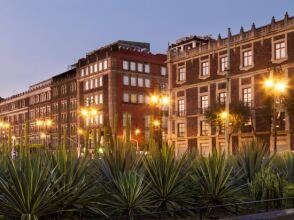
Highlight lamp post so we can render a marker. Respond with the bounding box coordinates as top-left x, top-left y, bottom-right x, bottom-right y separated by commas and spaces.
224, 28, 232, 155
36, 119, 52, 148
80, 107, 99, 151
263, 74, 288, 153
131, 128, 141, 152
148, 94, 169, 146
